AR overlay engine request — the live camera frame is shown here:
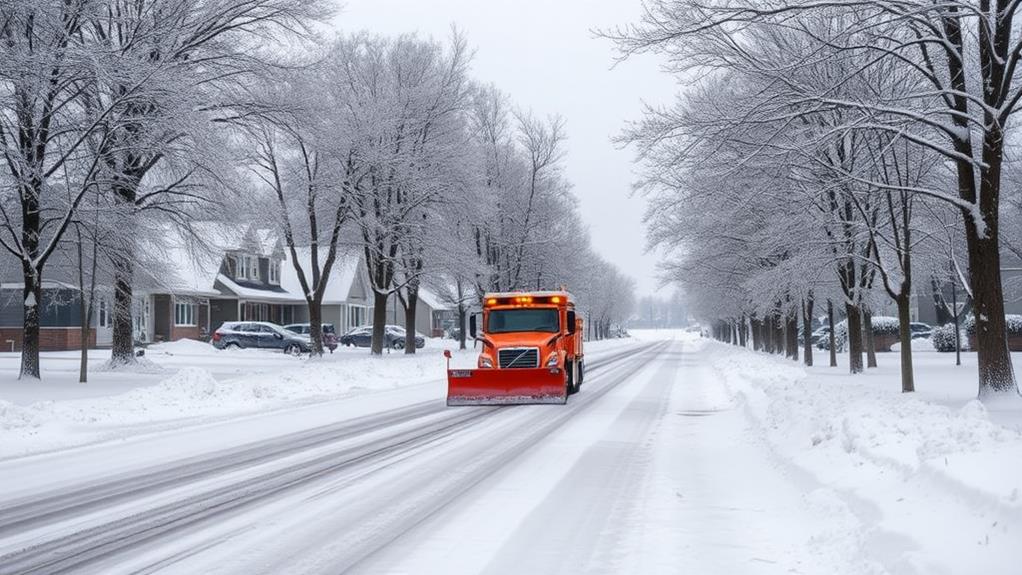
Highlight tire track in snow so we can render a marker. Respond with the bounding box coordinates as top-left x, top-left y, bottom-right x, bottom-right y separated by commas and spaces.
0, 342, 659, 575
